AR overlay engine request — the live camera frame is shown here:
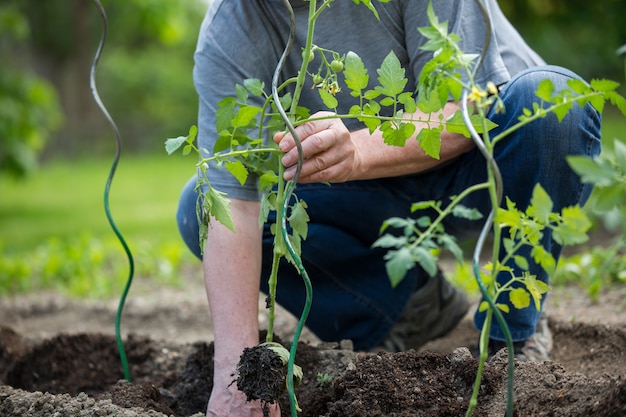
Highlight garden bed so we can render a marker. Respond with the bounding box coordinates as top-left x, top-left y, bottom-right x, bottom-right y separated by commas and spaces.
1, 279, 625, 416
